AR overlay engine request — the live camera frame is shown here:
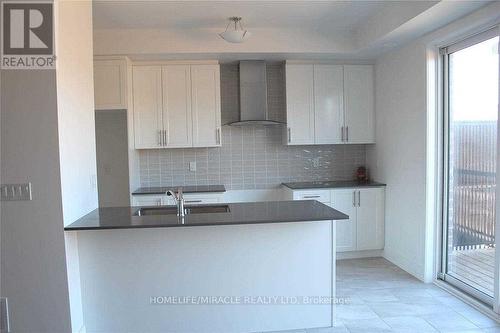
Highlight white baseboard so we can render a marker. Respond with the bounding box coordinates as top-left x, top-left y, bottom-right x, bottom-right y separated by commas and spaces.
336, 249, 383, 260
383, 252, 425, 282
